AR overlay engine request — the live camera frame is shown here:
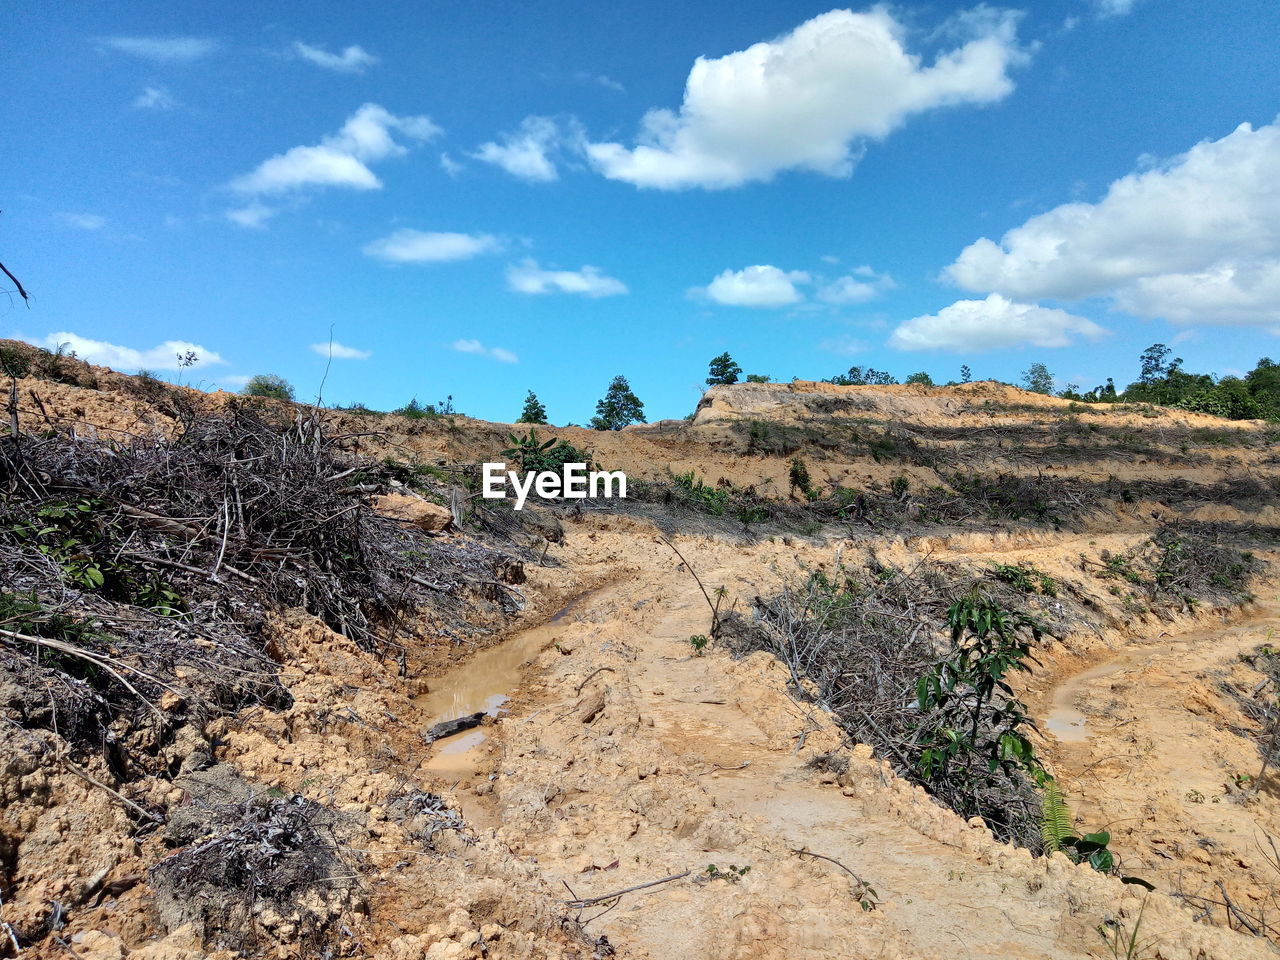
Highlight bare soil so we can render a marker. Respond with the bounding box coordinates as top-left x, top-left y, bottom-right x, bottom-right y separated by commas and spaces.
3, 356, 1280, 959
